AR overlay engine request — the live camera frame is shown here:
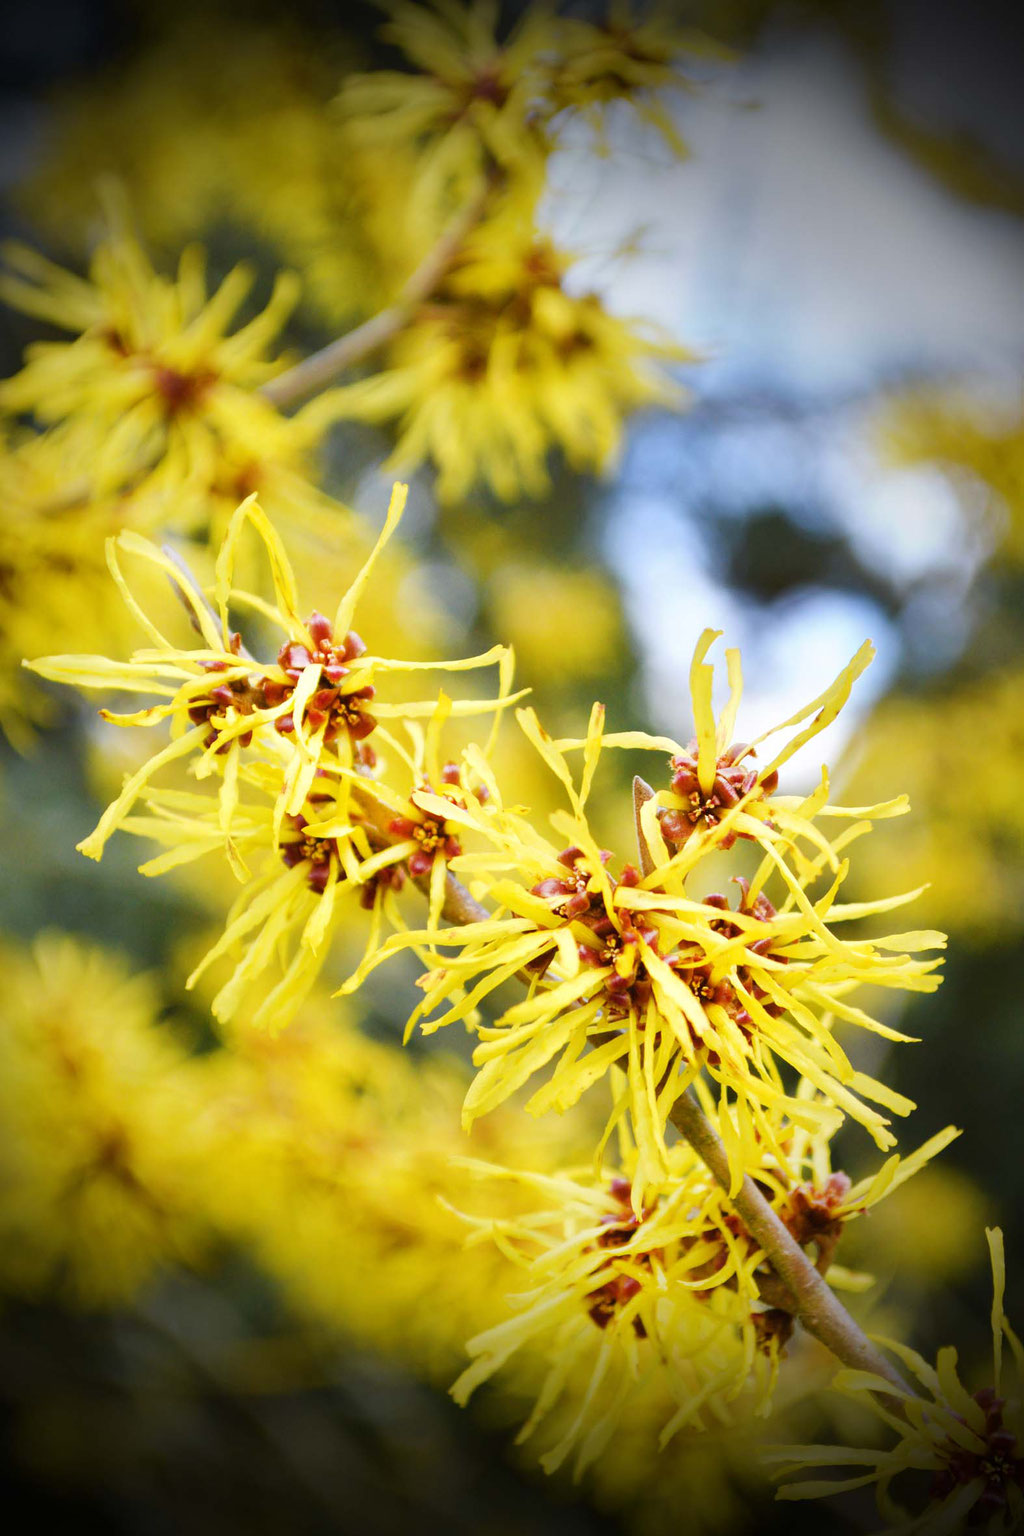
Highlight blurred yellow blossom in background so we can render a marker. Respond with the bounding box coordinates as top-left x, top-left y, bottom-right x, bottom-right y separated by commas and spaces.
0, 935, 209, 1305
487, 560, 624, 683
